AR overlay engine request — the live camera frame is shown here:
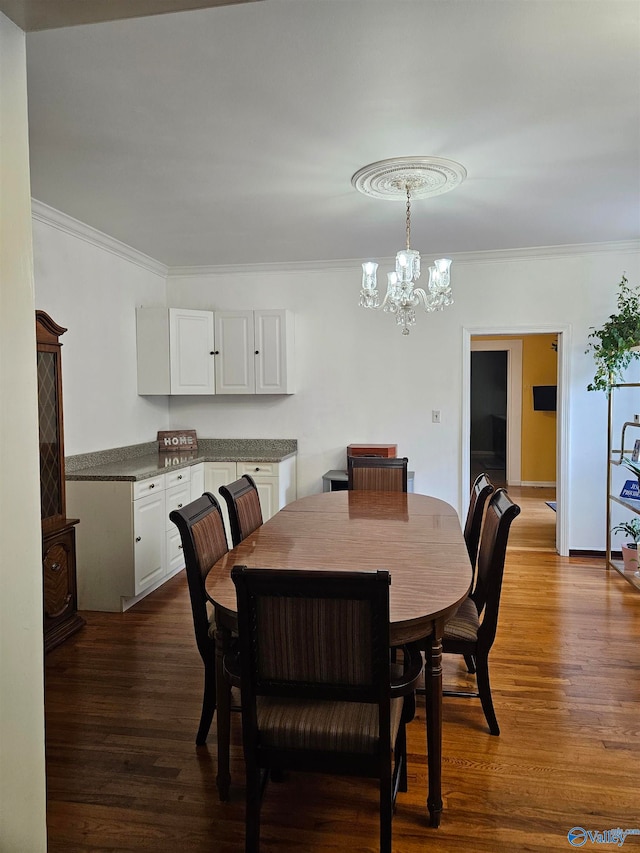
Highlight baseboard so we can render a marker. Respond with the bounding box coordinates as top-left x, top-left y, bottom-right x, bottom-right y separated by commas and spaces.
569, 549, 608, 558
519, 480, 556, 488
